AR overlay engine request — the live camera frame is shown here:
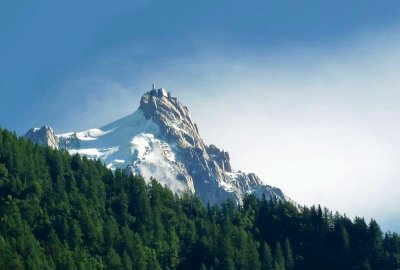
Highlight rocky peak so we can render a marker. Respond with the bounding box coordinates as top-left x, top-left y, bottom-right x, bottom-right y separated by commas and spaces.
23, 86, 290, 205
206, 144, 232, 172
139, 89, 205, 150
24, 125, 59, 149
